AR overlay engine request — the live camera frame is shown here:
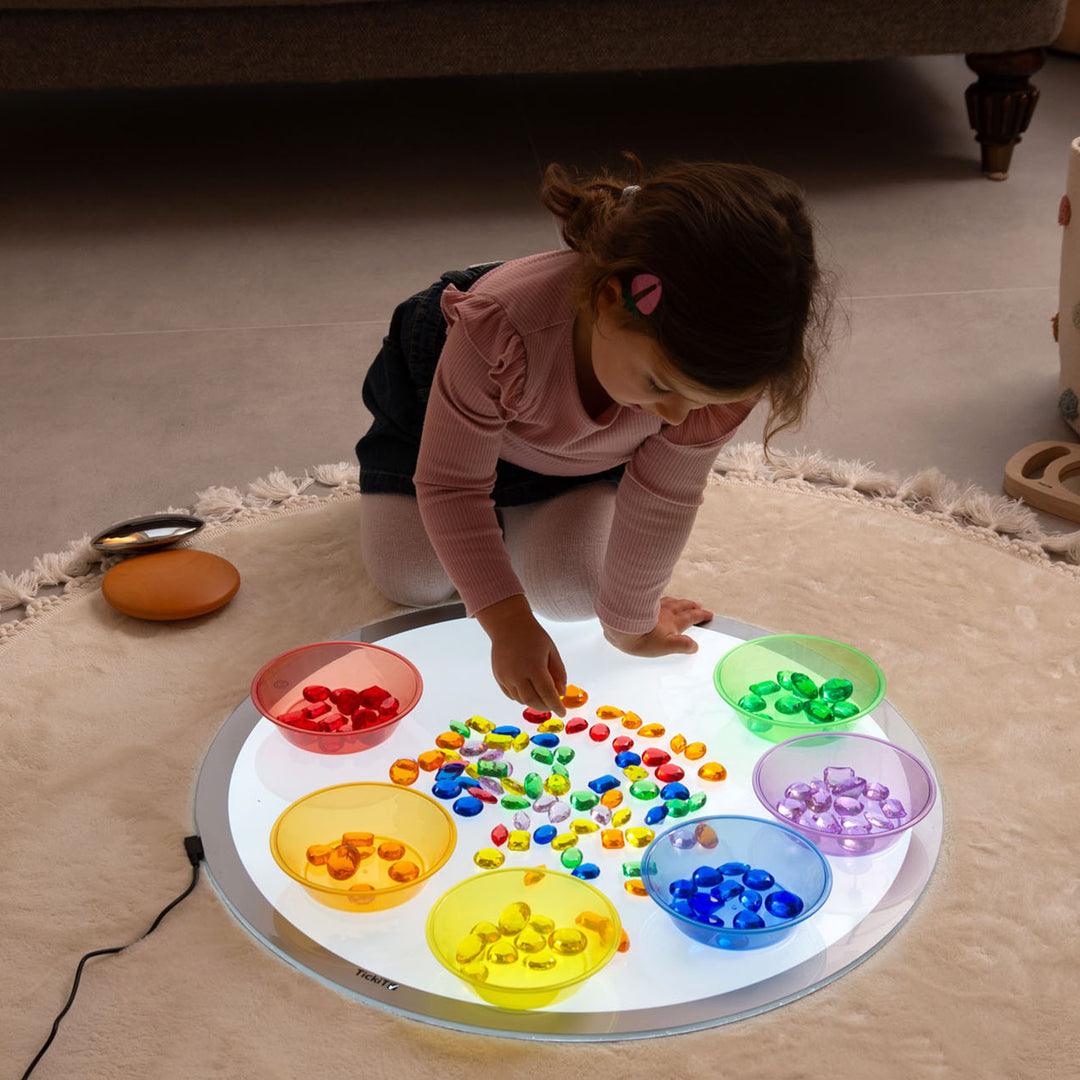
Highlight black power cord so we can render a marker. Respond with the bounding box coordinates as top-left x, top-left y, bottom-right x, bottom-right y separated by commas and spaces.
20, 835, 205, 1080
